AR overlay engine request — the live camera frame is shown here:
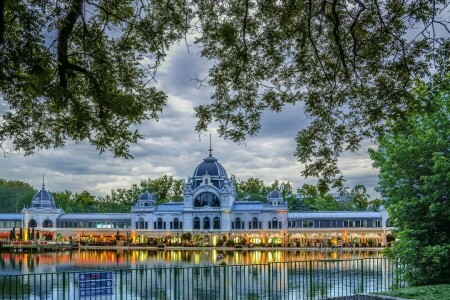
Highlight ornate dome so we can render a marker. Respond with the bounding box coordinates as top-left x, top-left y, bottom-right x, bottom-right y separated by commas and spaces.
191, 153, 228, 190
267, 190, 284, 206
193, 156, 227, 177
267, 190, 282, 200
139, 191, 156, 202
135, 191, 156, 207
31, 186, 57, 209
